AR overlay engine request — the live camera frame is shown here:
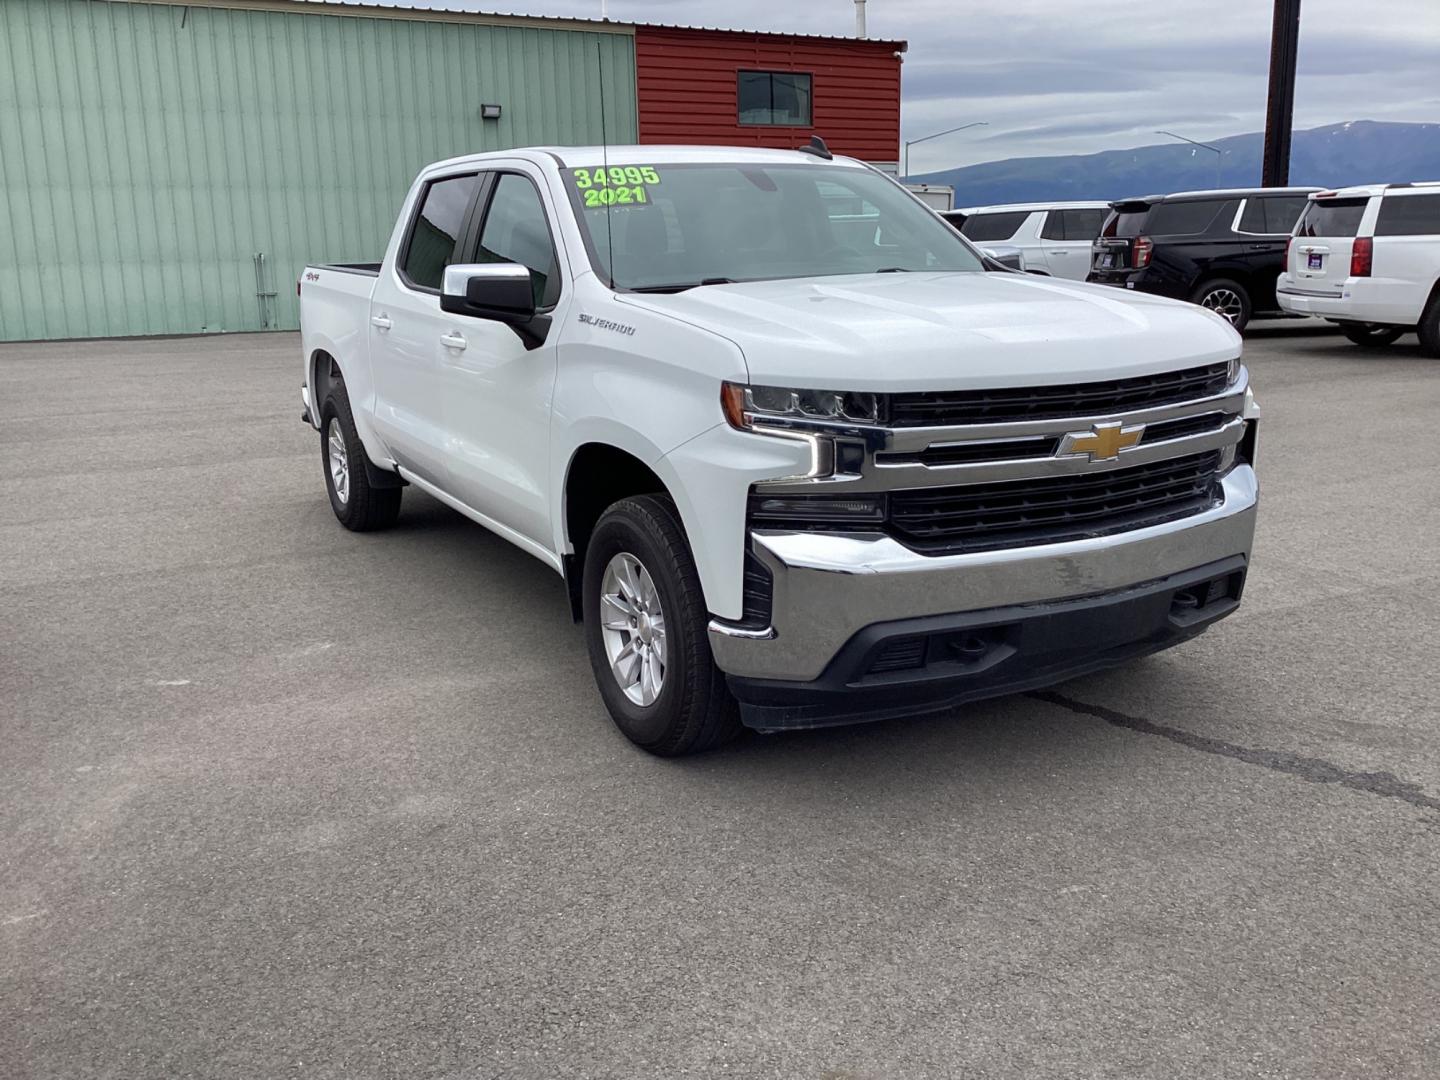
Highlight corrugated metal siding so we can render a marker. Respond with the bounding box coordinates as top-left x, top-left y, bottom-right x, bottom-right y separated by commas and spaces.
0, 0, 635, 341
635, 27, 900, 164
